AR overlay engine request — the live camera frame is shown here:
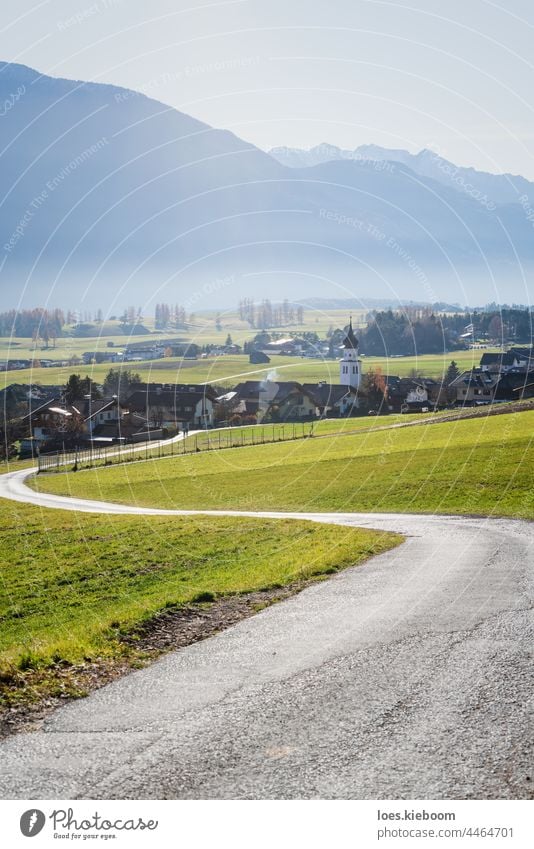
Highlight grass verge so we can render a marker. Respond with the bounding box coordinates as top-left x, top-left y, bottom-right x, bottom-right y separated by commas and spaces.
0, 498, 401, 735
